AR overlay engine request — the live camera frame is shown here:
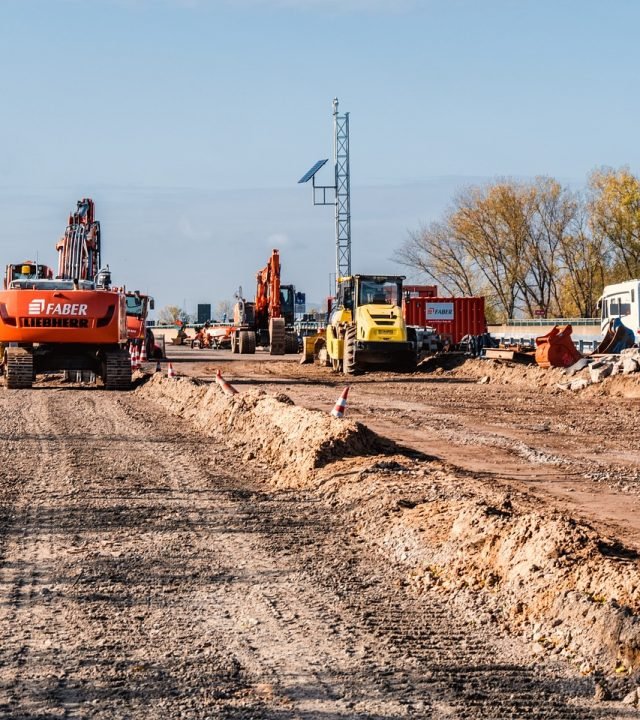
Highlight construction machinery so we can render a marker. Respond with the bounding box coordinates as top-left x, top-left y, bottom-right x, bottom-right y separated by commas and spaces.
597, 279, 640, 347
231, 250, 298, 355
298, 103, 423, 374
125, 290, 156, 358
0, 198, 131, 389
191, 322, 216, 349
310, 274, 418, 374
